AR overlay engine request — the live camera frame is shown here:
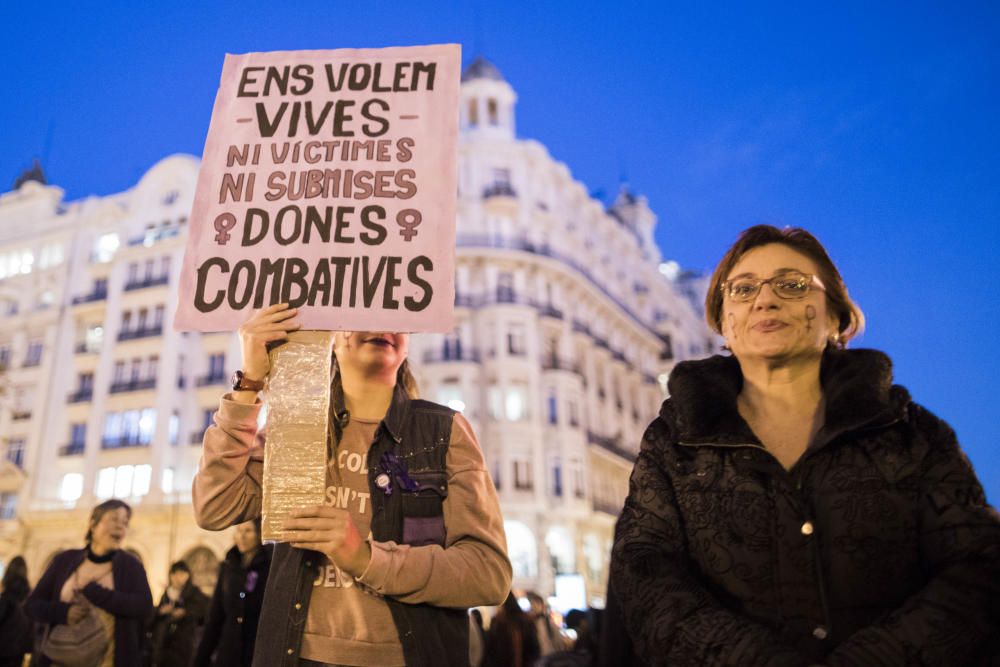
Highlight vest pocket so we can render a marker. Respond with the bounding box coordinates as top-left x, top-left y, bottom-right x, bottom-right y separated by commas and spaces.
401, 471, 448, 547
